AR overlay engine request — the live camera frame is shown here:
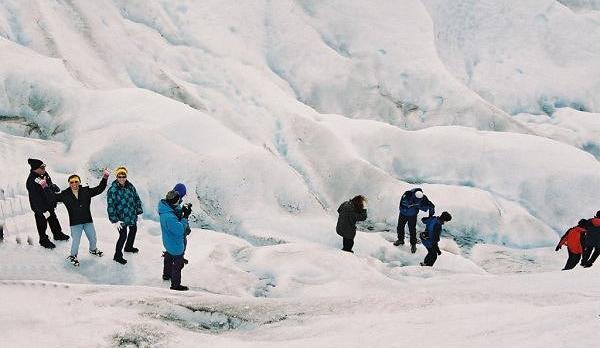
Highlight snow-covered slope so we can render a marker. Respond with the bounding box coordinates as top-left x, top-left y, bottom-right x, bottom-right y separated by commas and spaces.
1, 1, 599, 347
